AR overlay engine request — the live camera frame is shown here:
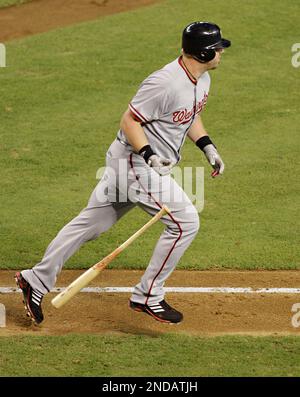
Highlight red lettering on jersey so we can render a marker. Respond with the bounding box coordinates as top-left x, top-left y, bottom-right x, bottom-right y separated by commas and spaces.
173, 93, 209, 124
